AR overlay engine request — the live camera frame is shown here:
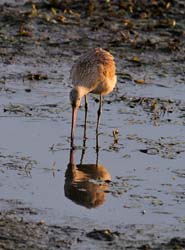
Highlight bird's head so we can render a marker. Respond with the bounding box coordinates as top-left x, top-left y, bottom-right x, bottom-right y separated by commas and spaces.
70, 88, 82, 108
